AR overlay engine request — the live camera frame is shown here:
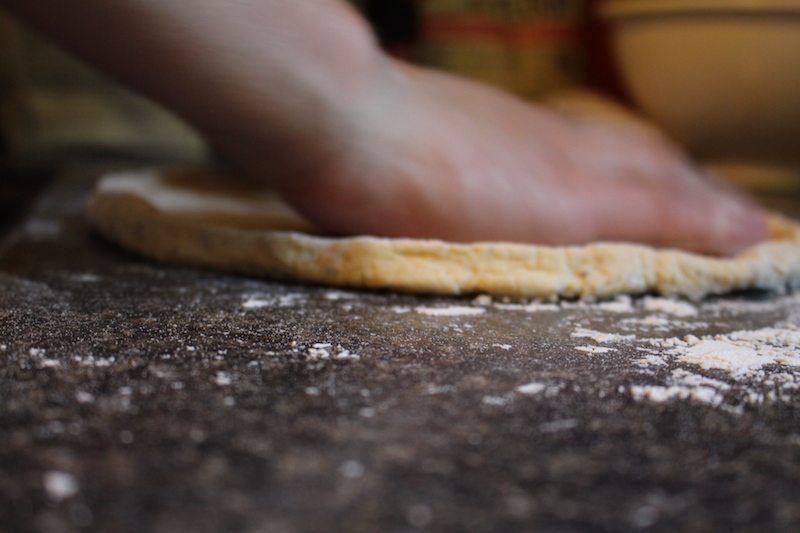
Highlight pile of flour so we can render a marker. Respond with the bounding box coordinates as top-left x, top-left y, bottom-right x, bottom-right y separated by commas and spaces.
565, 296, 800, 413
